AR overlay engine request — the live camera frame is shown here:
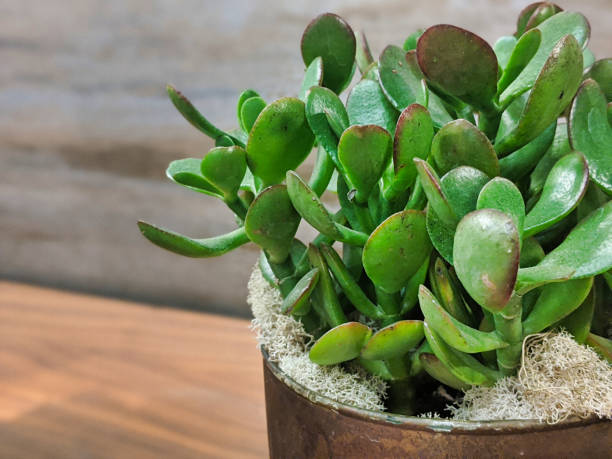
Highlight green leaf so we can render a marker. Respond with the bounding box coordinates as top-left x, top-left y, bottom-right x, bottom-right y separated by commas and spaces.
454, 209, 520, 312
386, 104, 433, 199
355, 31, 374, 75
585, 58, 612, 102
419, 353, 471, 390
299, 56, 324, 102
497, 28, 541, 96
240, 97, 267, 133
423, 322, 501, 386
524, 152, 589, 237
308, 147, 335, 197
494, 36, 517, 70
517, 201, 612, 292
309, 322, 372, 365
500, 12, 590, 106
338, 125, 392, 203
361, 320, 424, 360
400, 256, 430, 315
362, 210, 432, 293
378, 46, 427, 111
520, 237, 545, 268
307, 244, 347, 327
522, 277, 593, 335
320, 244, 384, 320
417, 25, 498, 111
137, 221, 249, 257
569, 79, 612, 195
244, 185, 300, 264
280, 268, 319, 316
346, 79, 399, 135
200, 146, 247, 199
237, 89, 259, 130
419, 286, 508, 353
305, 86, 349, 168
519, 2, 563, 36
529, 120, 571, 196
301, 13, 356, 94
496, 34, 584, 155
431, 119, 499, 177
403, 29, 423, 51
246, 97, 314, 186
425, 166, 490, 264
166, 158, 221, 197
499, 121, 555, 181
414, 159, 457, 227
429, 257, 473, 326
477, 177, 526, 243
